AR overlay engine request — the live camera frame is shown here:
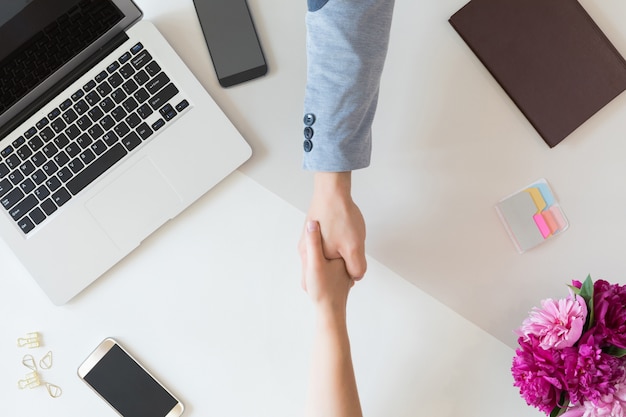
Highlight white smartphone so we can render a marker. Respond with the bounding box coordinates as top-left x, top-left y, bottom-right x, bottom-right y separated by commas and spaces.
78, 338, 184, 417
